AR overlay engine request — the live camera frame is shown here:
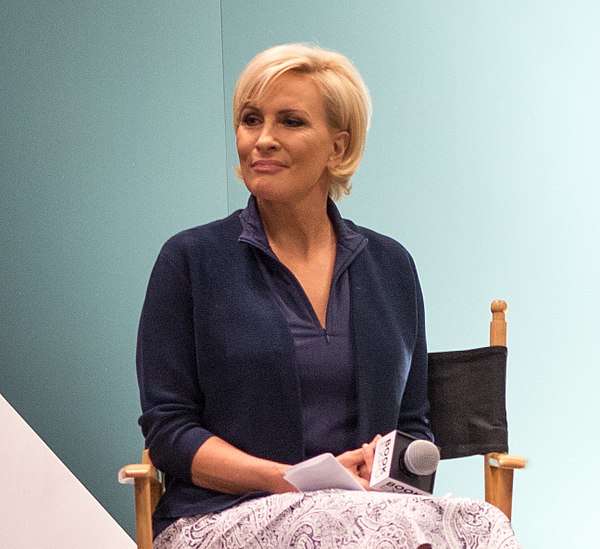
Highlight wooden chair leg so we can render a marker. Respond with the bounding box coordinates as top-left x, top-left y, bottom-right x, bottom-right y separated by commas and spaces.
484, 455, 514, 519
484, 452, 526, 520
134, 477, 156, 549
